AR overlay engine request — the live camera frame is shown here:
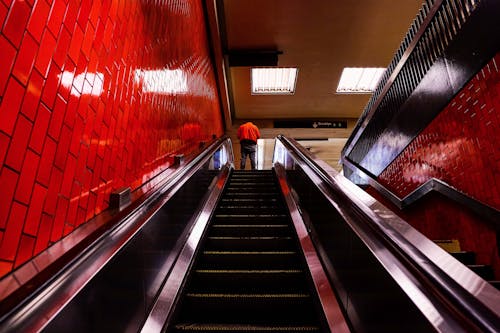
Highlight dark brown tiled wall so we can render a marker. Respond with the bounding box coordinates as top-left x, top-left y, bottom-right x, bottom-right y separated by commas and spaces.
0, 0, 223, 278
